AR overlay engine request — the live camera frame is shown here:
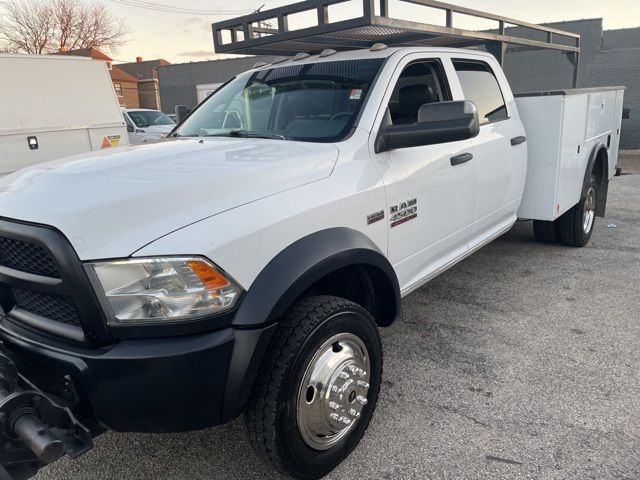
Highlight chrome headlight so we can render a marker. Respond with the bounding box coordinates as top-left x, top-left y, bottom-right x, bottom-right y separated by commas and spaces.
88, 257, 241, 325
